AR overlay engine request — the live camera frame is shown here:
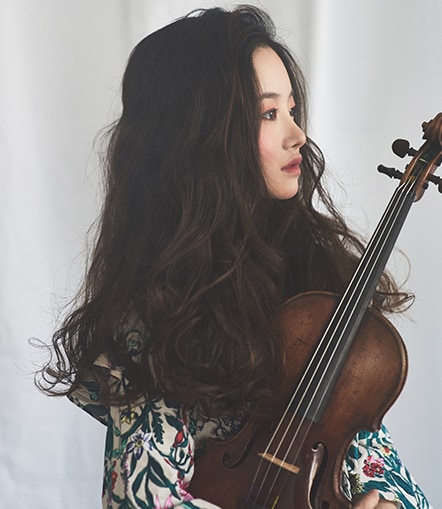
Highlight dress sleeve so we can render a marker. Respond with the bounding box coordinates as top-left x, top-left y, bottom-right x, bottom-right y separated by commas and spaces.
342, 424, 432, 509
104, 396, 220, 509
